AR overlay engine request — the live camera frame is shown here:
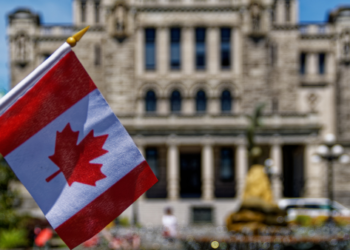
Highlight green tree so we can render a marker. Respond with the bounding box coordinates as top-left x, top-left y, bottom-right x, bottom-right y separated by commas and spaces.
0, 155, 20, 229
